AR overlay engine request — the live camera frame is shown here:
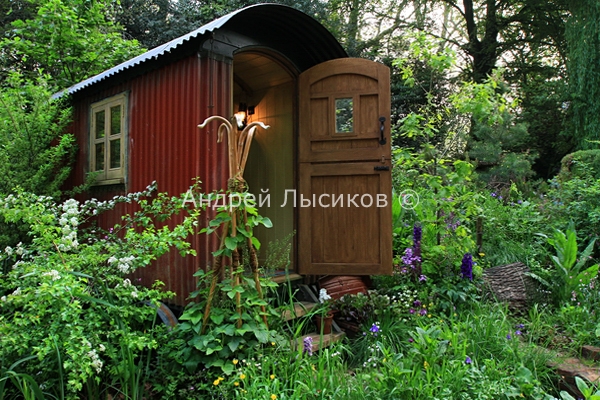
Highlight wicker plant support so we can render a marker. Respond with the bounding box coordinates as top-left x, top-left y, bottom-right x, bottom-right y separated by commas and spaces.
198, 116, 270, 334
